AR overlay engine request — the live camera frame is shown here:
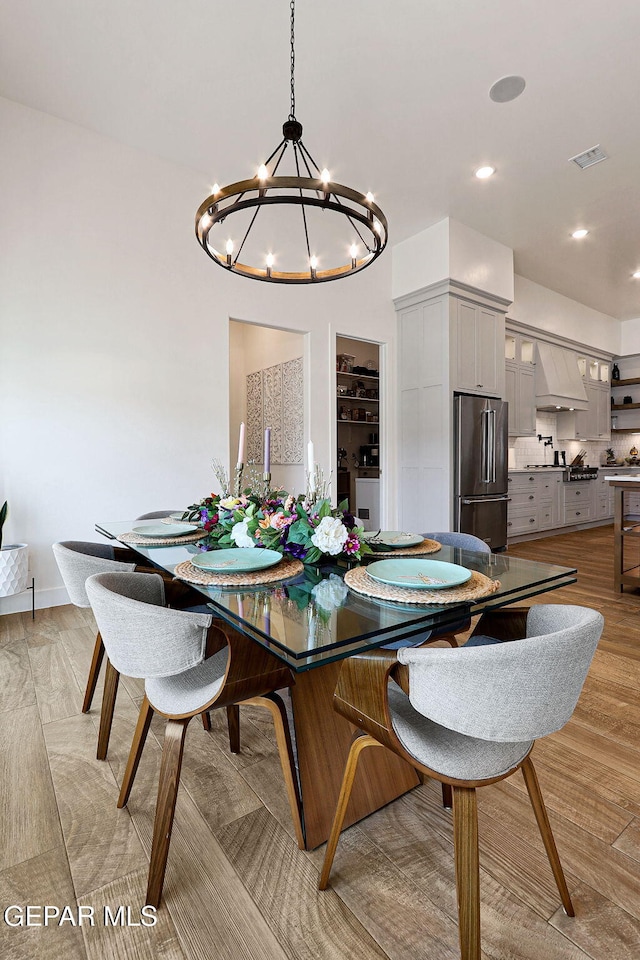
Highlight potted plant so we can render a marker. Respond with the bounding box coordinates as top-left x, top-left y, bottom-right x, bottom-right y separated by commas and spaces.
0, 501, 29, 598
